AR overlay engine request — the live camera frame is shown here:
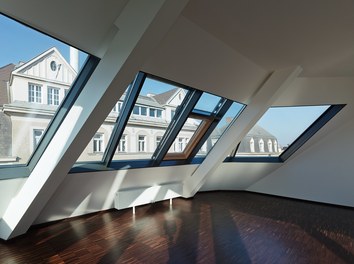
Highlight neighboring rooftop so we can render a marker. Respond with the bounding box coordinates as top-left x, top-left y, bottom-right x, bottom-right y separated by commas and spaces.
152, 88, 179, 105
0, 64, 15, 105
